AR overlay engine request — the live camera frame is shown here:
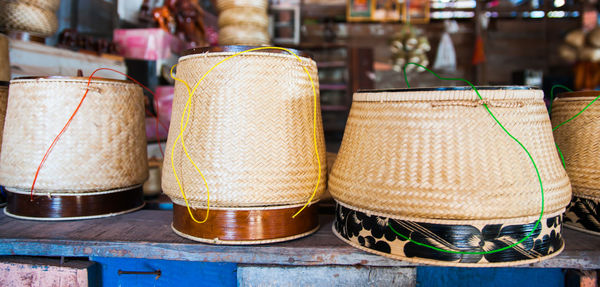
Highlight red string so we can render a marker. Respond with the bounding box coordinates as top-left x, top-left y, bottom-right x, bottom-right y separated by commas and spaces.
30, 68, 166, 200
